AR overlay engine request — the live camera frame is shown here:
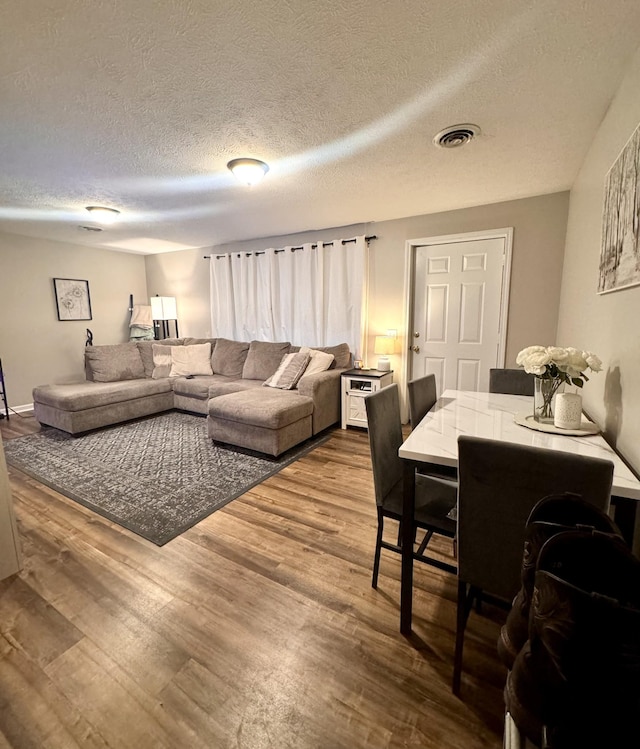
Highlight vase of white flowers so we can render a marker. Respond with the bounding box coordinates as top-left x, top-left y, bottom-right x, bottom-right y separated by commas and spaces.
516, 346, 602, 423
